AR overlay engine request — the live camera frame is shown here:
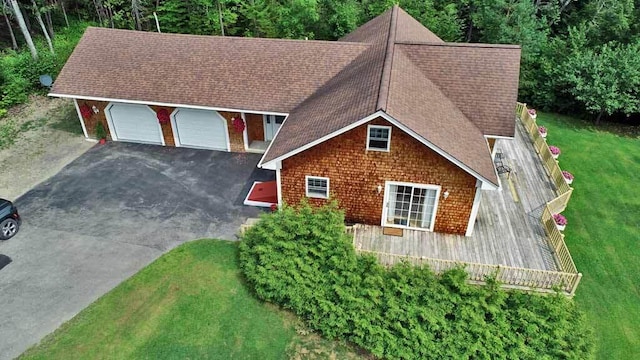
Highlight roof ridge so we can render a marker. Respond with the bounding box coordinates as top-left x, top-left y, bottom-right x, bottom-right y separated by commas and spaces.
375, 5, 398, 111
396, 40, 521, 49
86, 26, 369, 47
395, 46, 486, 136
